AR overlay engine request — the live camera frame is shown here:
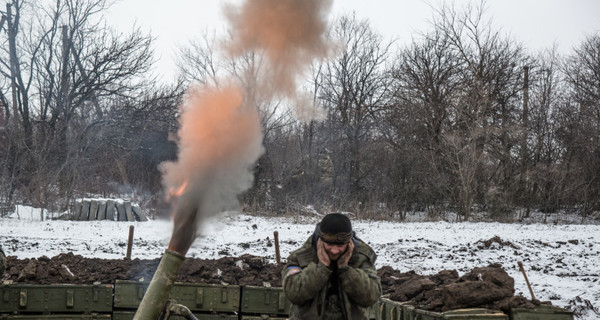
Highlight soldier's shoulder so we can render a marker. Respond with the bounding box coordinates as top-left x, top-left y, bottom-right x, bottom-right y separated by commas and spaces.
287, 236, 316, 267
355, 238, 377, 263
